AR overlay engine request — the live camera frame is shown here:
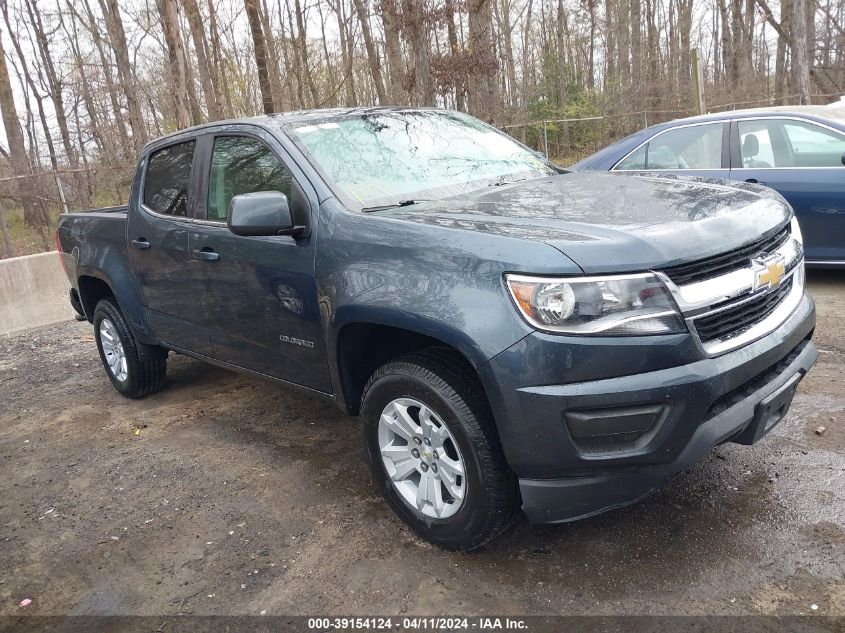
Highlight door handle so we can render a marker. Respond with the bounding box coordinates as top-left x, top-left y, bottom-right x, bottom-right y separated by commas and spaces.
193, 248, 219, 262
130, 238, 151, 250
744, 178, 766, 186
